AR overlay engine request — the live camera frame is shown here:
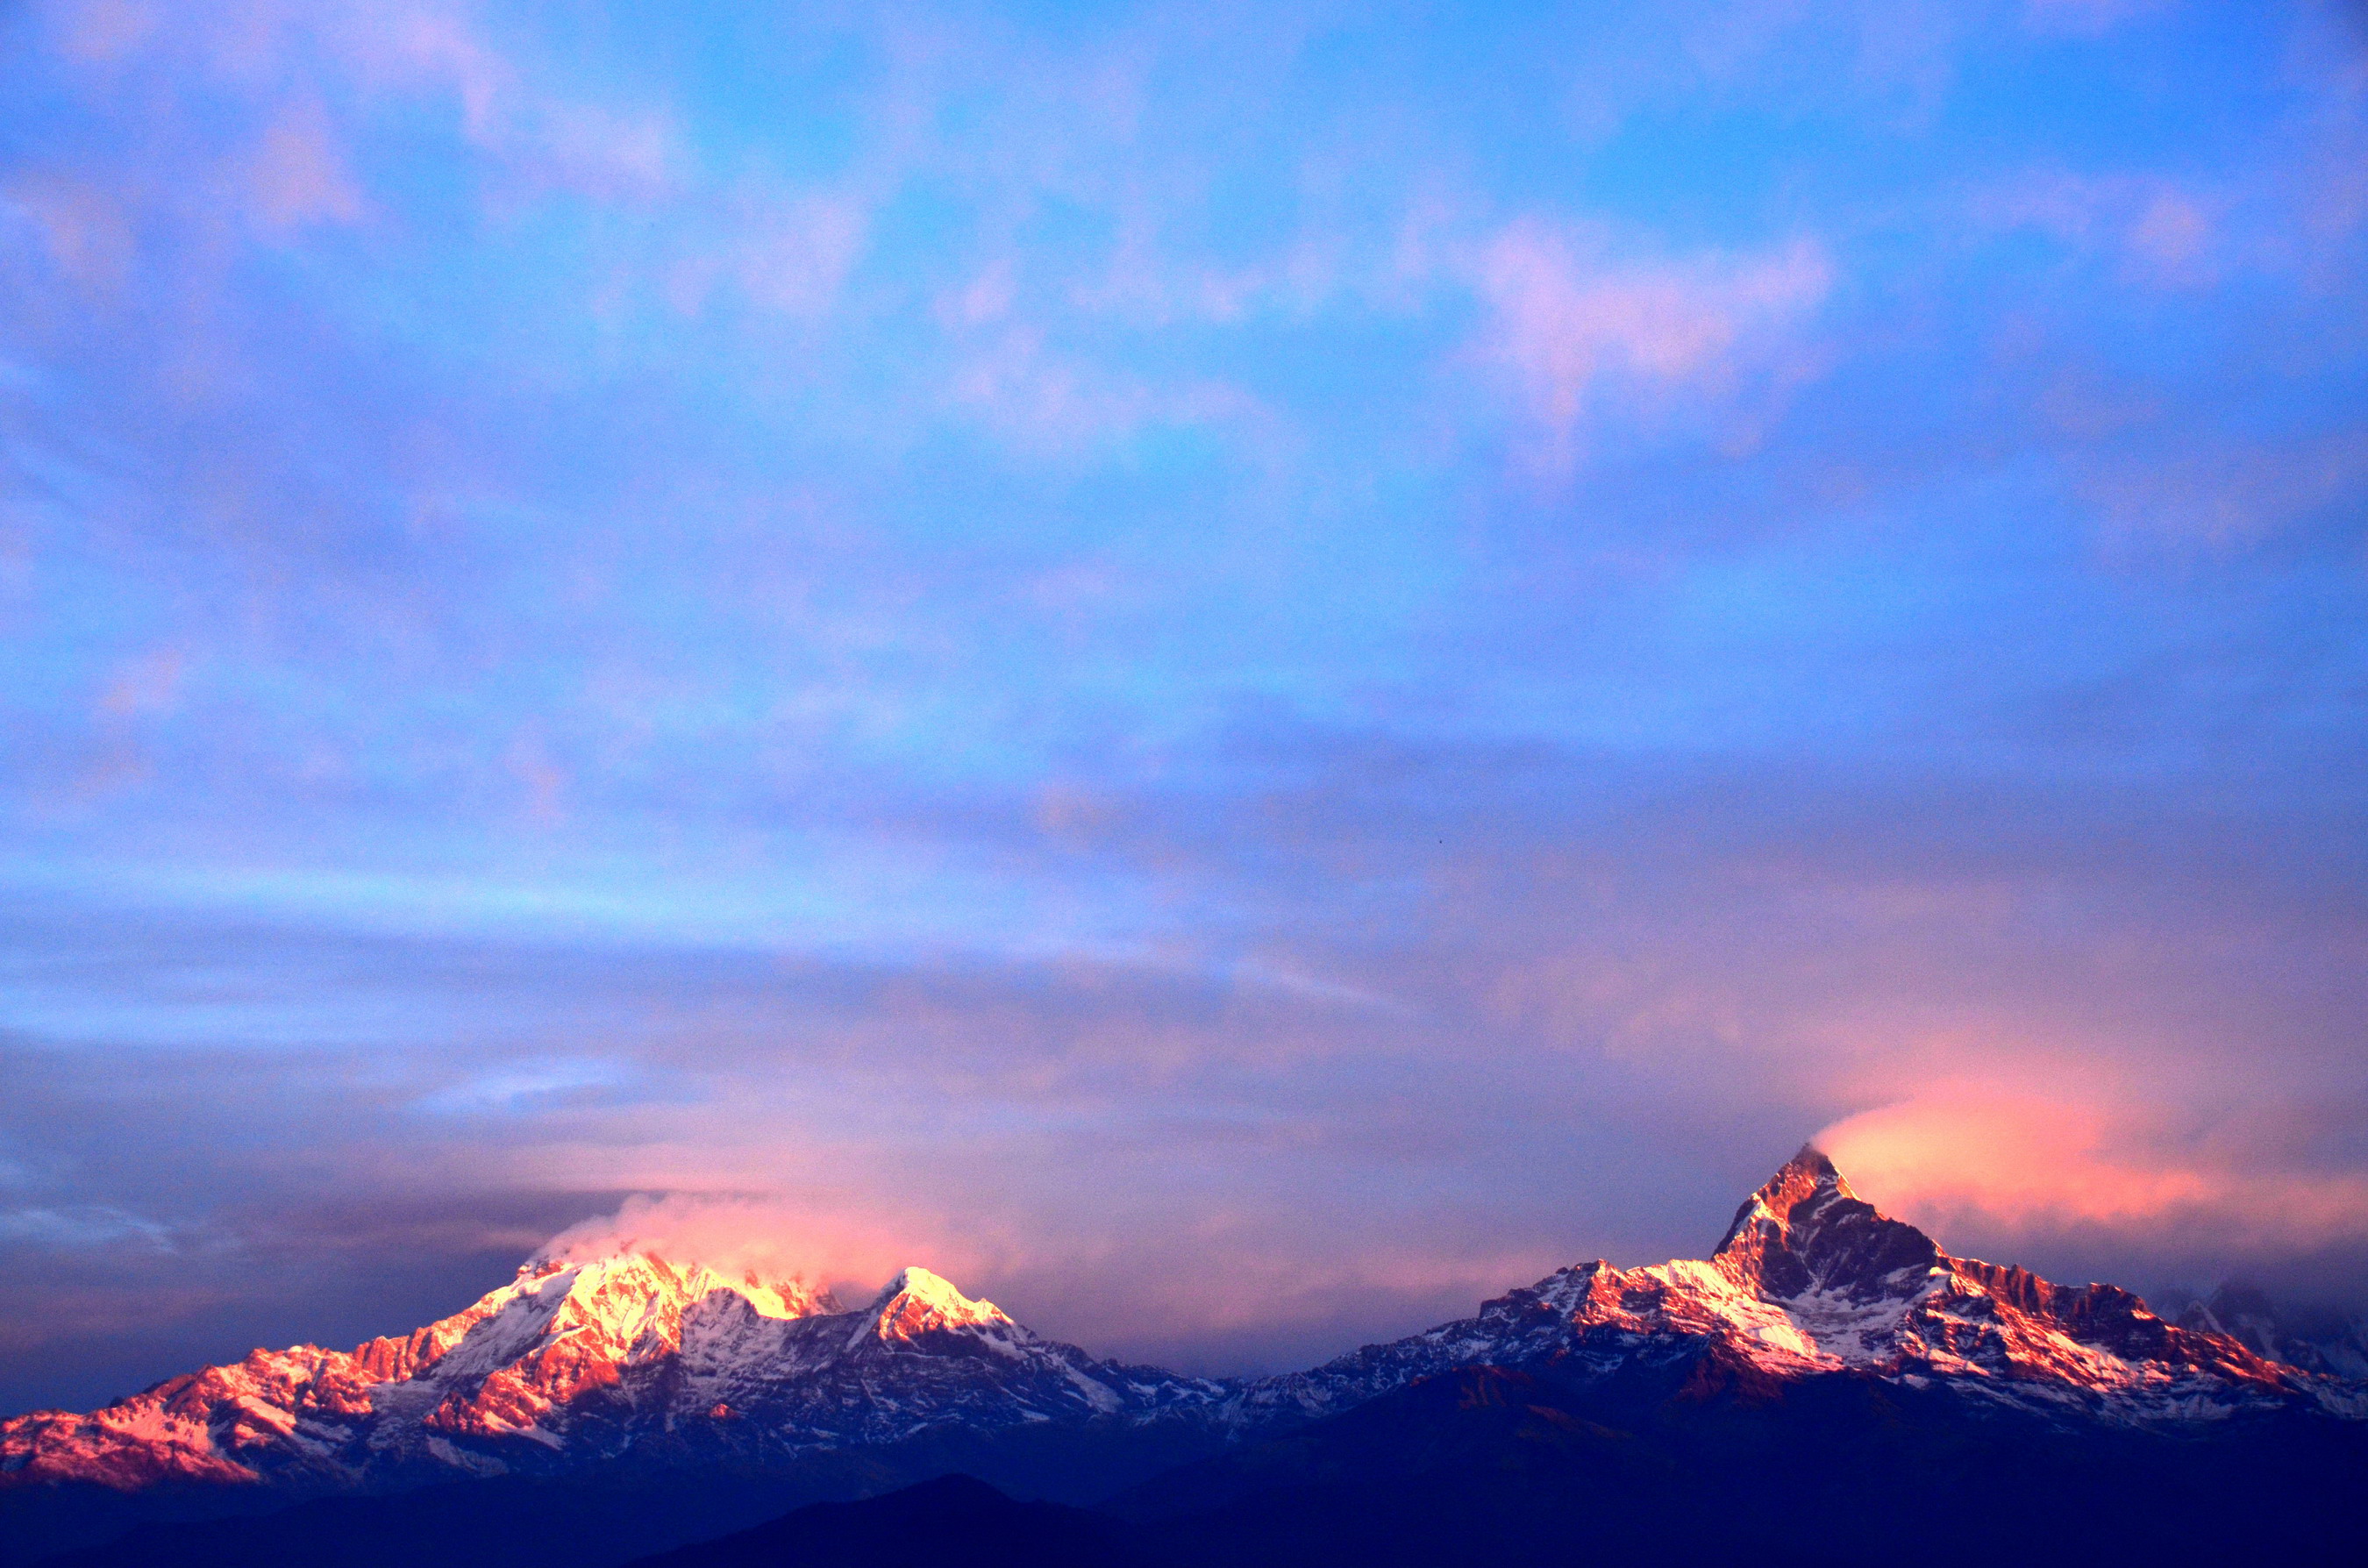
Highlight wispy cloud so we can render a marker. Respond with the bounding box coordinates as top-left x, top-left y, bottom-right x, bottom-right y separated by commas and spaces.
1470, 219, 1832, 466
531, 1192, 972, 1300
